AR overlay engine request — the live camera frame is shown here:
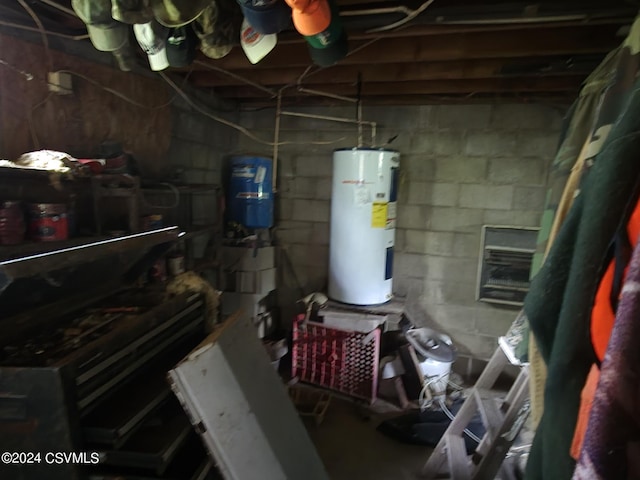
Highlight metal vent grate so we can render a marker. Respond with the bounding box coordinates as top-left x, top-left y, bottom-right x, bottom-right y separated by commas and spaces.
477, 225, 539, 307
